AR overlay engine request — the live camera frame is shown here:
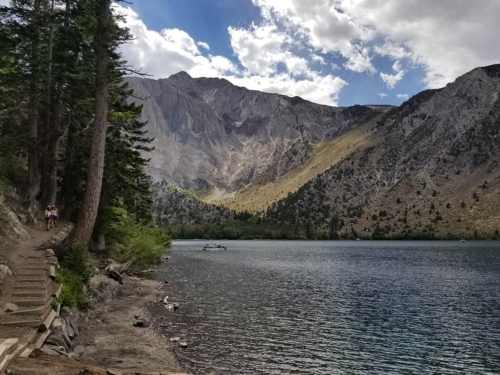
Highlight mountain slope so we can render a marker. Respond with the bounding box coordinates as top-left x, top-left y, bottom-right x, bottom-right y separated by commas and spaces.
218, 113, 385, 212
265, 65, 500, 239
125, 73, 383, 195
